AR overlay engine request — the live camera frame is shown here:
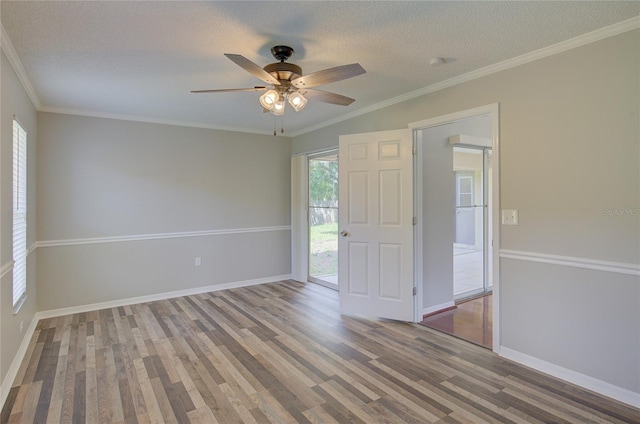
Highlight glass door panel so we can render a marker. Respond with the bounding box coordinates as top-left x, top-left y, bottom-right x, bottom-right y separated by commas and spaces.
453, 147, 489, 299
308, 153, 338, 286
